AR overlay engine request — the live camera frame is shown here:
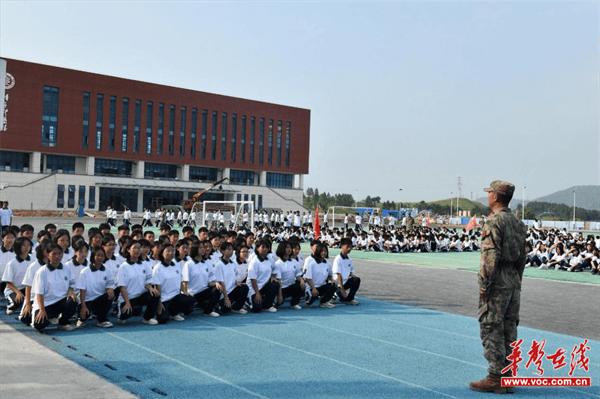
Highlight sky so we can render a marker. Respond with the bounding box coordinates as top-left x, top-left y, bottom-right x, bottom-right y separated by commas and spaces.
1, 0, 598, 203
